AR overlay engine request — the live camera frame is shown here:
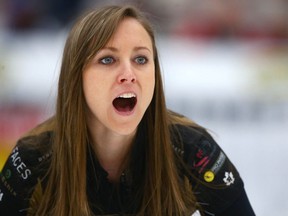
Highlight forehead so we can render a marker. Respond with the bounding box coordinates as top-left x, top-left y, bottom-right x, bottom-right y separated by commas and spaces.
105, 18, 153, 50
